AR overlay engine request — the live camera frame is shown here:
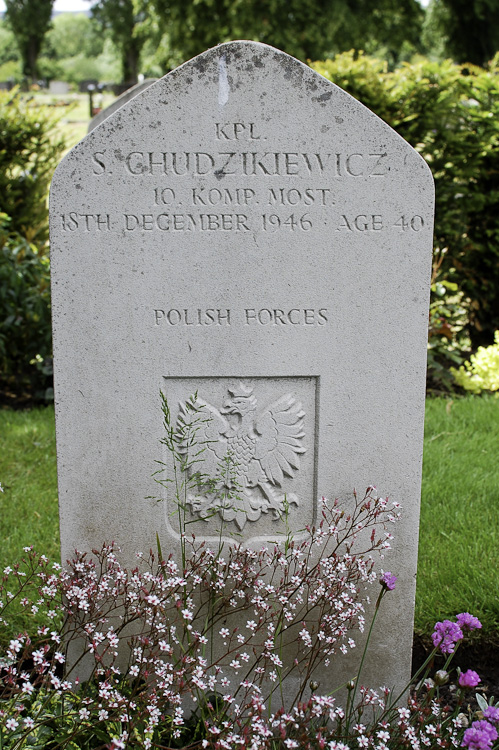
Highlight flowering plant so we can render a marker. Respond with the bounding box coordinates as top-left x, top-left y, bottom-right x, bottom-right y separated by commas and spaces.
1, 524, 498, 749
1, 485, 399, 748
0, 397, 497, 749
